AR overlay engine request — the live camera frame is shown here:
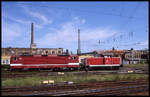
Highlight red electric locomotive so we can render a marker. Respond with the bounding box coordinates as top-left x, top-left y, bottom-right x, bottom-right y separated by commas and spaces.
10, 54, 80, 71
